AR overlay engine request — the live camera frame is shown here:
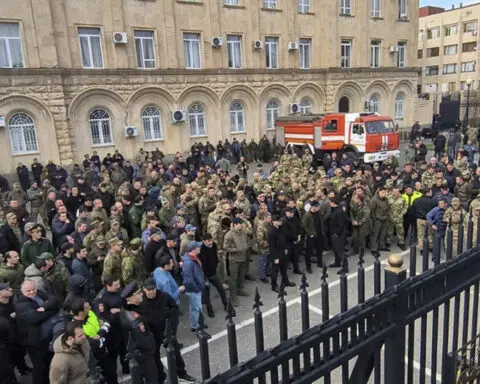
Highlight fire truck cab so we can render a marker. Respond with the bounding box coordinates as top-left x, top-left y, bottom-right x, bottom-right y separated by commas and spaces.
275, 112, 400, 163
